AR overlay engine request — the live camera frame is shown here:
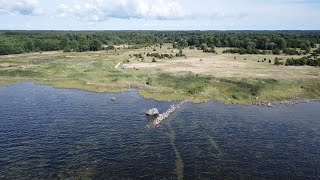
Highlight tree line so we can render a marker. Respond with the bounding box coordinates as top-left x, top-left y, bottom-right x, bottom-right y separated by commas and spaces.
285, 56, 320, 66
1, 30, 320, 55
273, 54, 320, 67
